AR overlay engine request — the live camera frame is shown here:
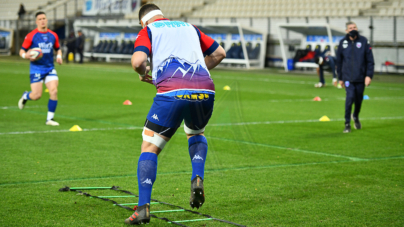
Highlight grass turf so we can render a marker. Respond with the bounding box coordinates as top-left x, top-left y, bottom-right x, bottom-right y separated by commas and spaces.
0, 56, 403, 226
